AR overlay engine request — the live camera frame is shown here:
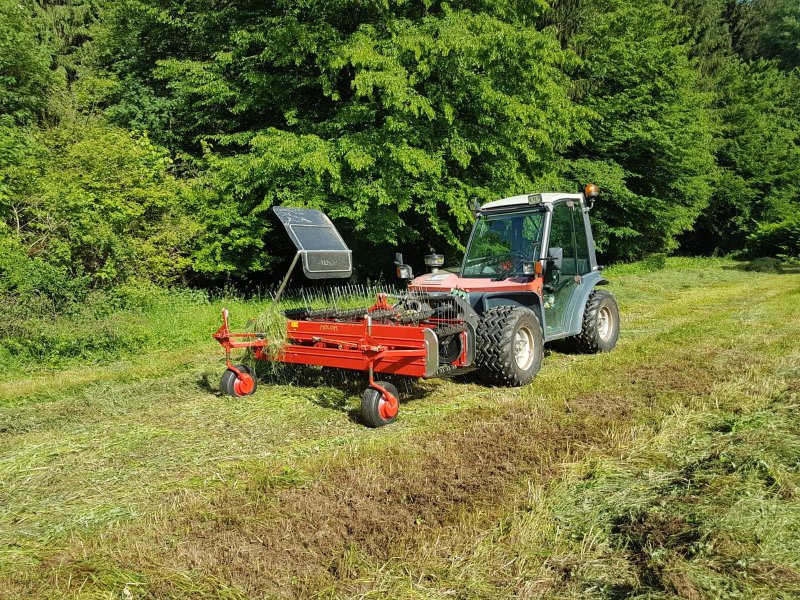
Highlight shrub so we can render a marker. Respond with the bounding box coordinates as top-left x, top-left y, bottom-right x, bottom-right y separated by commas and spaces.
744, 257, 784, 273
0, 234, 90, 313
6, 120, 202, 288
745, 214, 800, 260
